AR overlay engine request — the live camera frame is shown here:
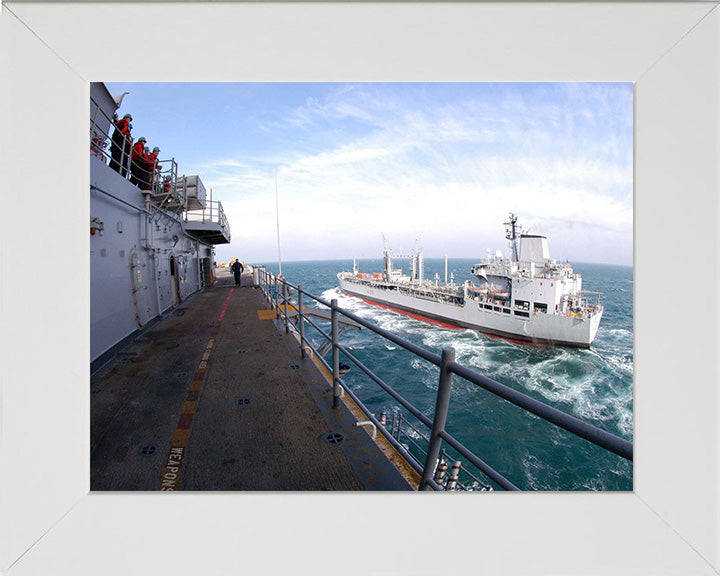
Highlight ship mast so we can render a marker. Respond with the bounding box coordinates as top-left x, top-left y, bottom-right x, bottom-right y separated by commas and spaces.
505, 212, 521, 262
382, 233, 392, 280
